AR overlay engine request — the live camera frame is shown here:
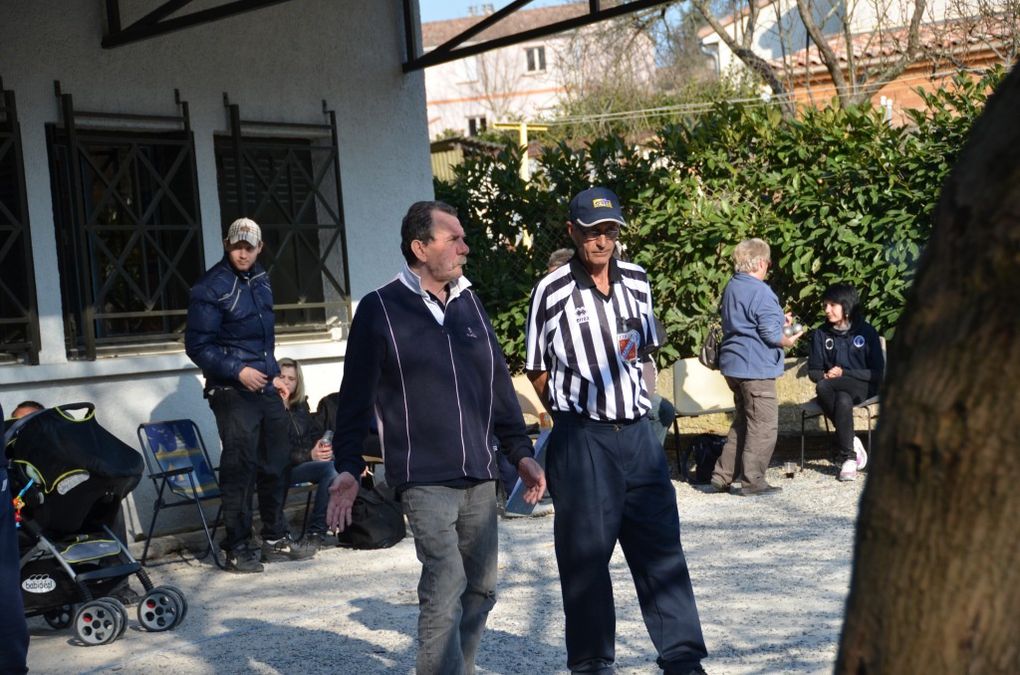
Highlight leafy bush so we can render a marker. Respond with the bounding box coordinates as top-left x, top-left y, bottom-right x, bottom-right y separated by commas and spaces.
436, 69, 1003, 371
